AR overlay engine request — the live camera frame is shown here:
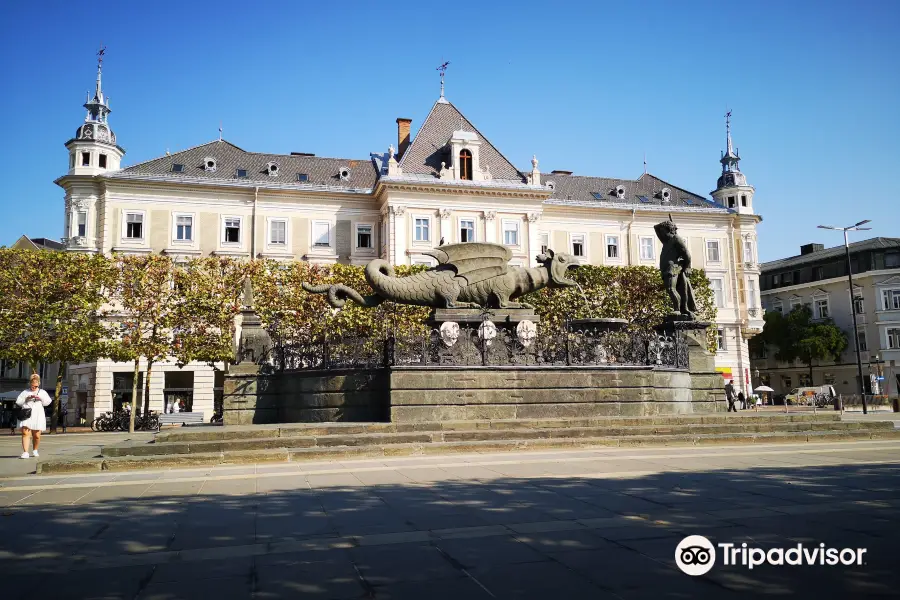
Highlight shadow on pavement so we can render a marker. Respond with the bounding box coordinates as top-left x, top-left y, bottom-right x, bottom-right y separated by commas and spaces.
0, 461, 898, 599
